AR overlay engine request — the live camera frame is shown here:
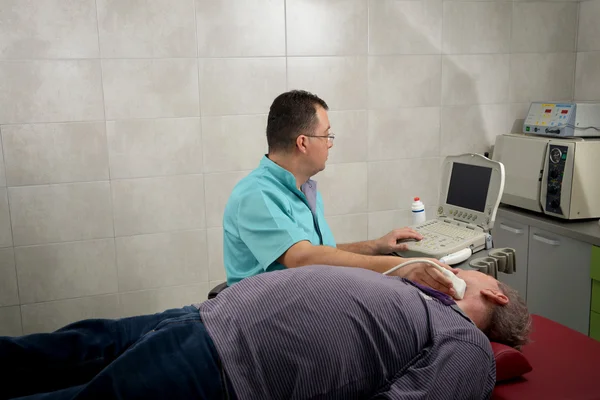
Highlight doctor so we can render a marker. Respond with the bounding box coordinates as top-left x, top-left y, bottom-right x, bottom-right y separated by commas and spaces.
222, 90, 456, 294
